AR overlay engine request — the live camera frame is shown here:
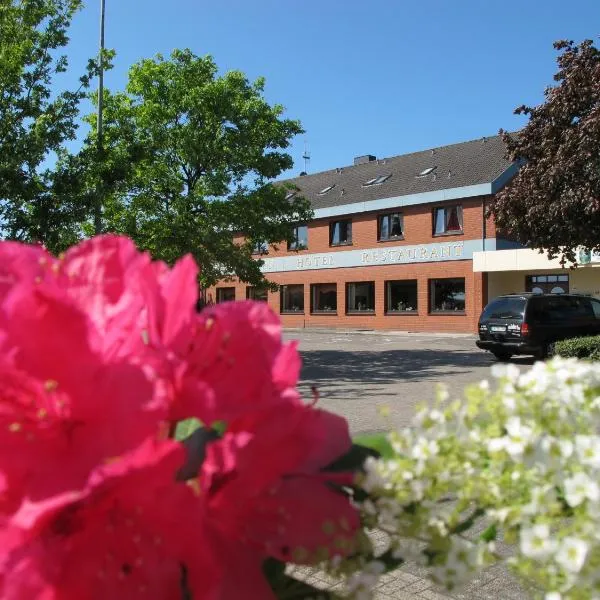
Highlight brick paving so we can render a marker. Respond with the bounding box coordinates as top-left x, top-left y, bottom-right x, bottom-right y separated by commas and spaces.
284, 329, 533, 599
